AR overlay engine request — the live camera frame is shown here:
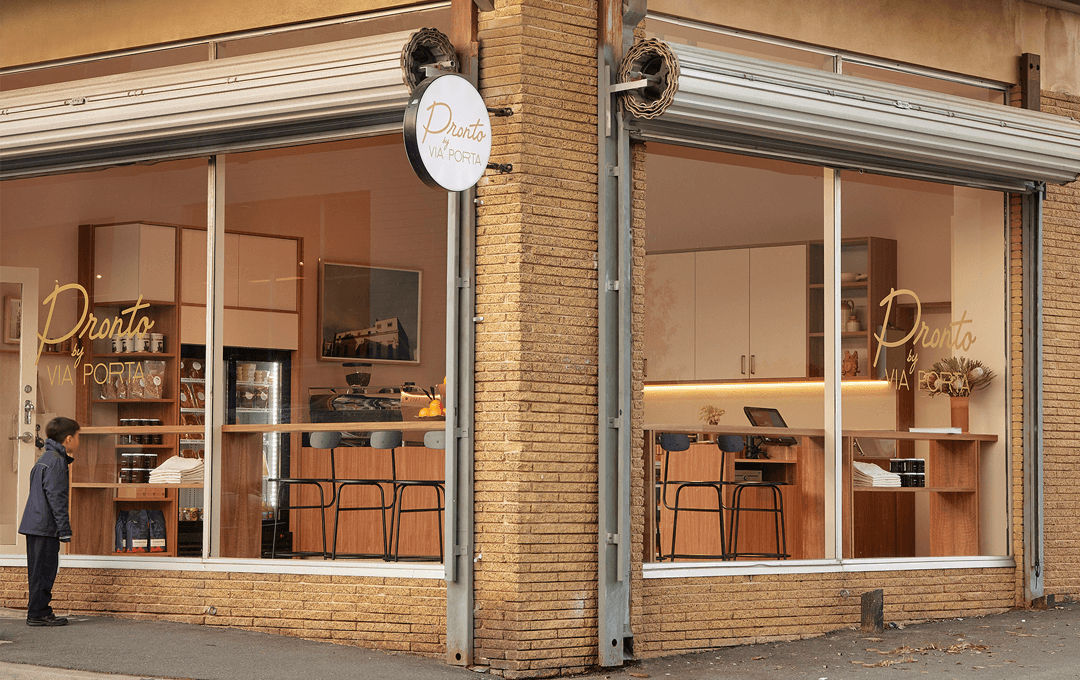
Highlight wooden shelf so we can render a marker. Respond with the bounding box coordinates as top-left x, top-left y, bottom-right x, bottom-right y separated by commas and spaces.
115, 444, 175, 449
94, 398, 175, 404
854, 486, 975, 493
808, 282, 868, 289
95, 352, 174, 359
72, 482, 203, 489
